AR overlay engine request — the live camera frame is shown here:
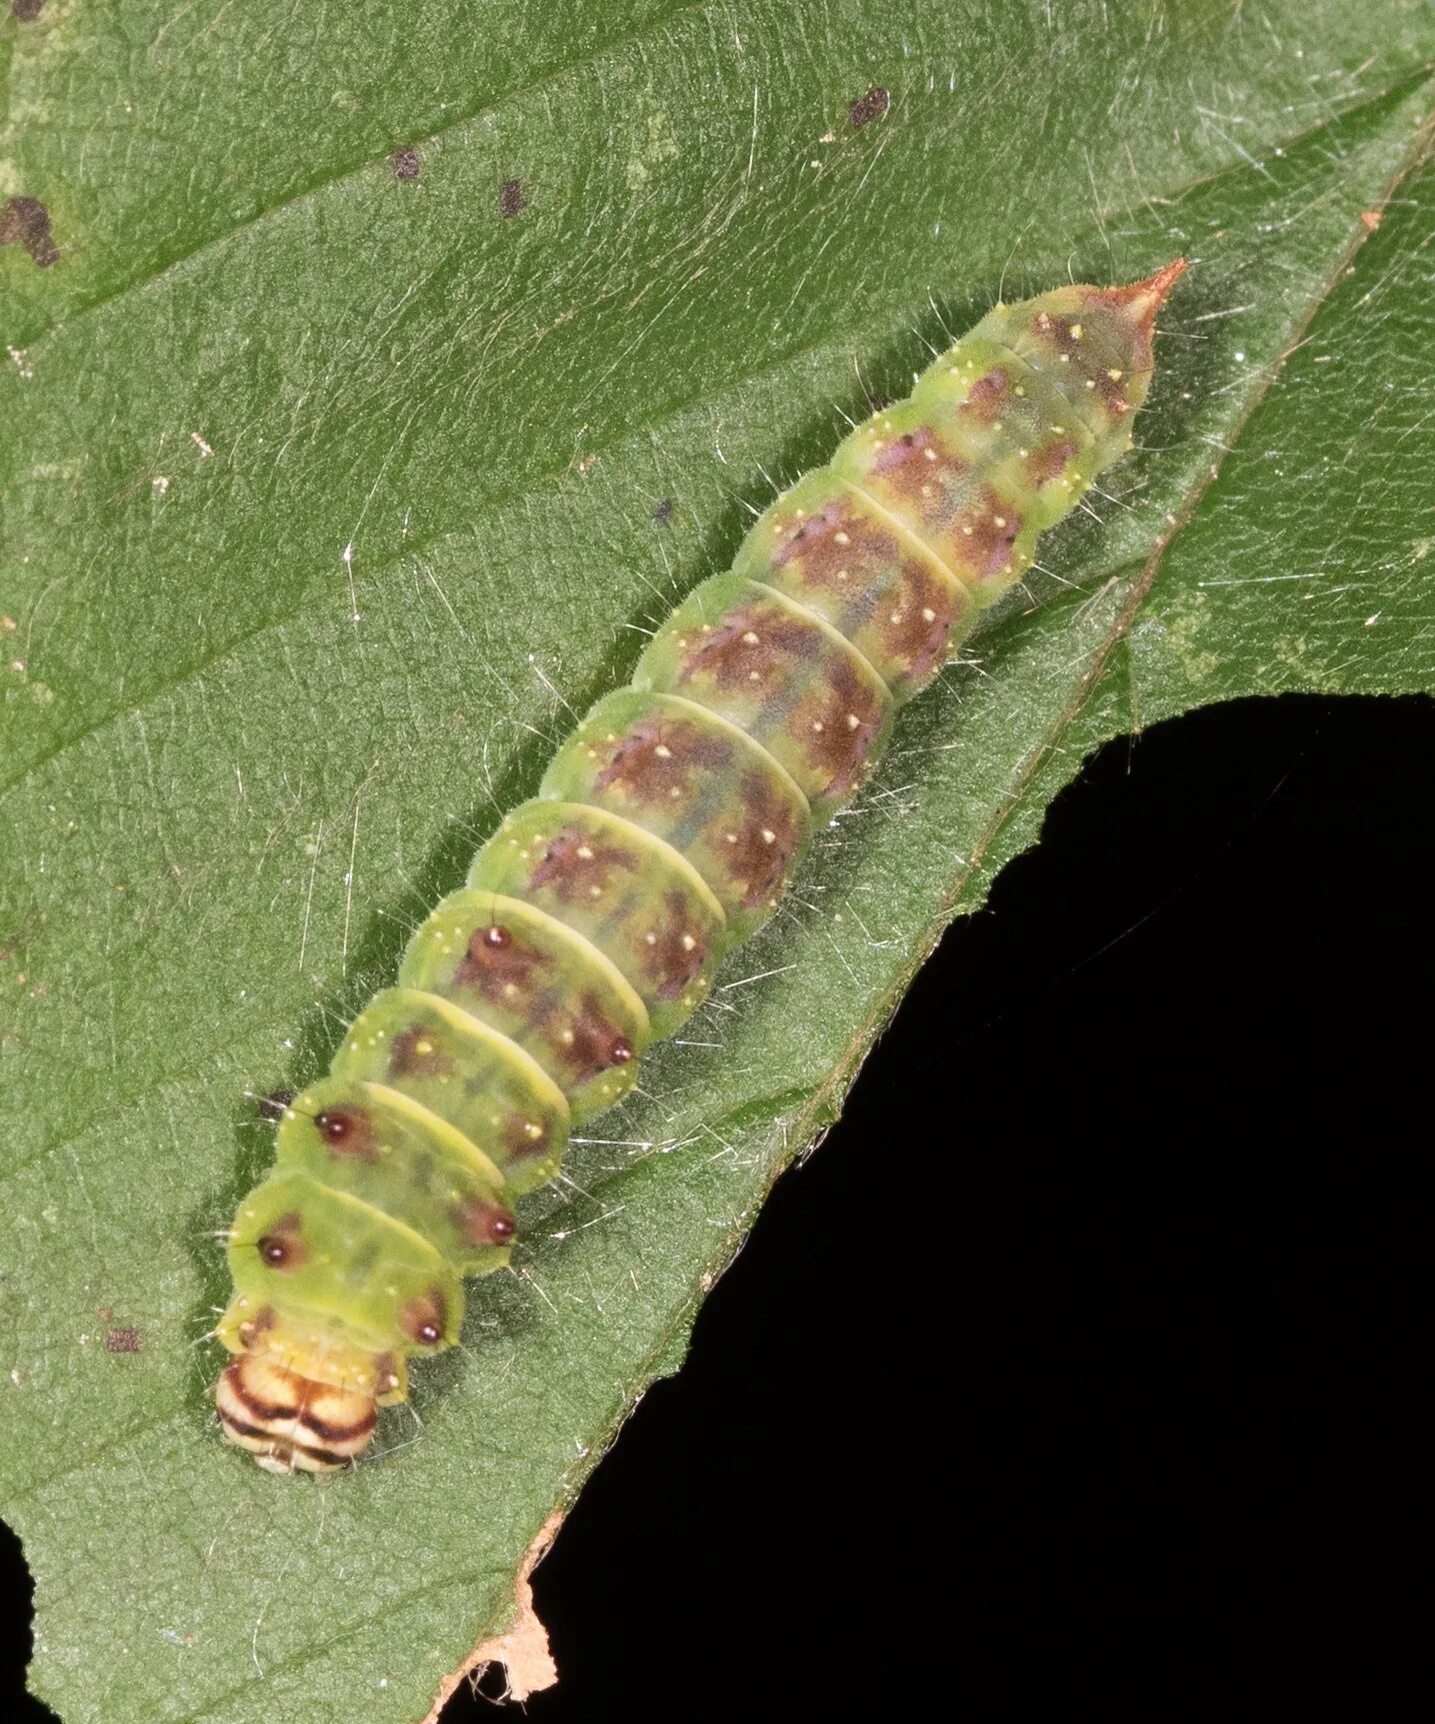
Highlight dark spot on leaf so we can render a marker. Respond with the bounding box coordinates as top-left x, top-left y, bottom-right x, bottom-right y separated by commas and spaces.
499, 178, 527, 219
390, 146, 422, 182
849, 87, 890, 129
256, 1089, 292, 1122
0, 196, 59, 268
11, 0, 46, 20
104, 1327, 142, 1354
653, 498, 675, 527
